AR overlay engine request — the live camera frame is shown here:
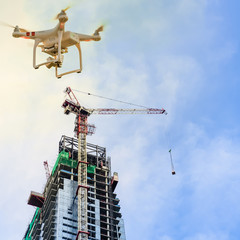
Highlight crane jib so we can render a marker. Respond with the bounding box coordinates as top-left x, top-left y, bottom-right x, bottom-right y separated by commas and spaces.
91, 108, 167, 115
